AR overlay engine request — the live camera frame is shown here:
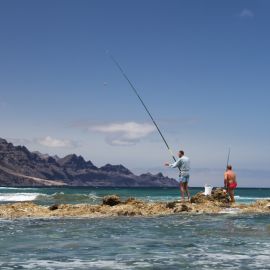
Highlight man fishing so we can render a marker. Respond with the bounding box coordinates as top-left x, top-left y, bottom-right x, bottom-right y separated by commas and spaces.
165, 150, 191, 202
110, 55, 191, 201
224, 165, 237, 203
